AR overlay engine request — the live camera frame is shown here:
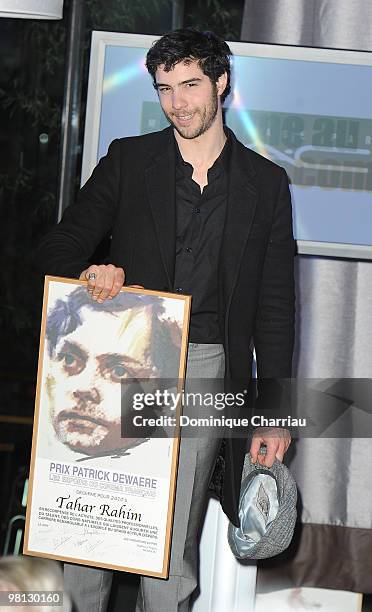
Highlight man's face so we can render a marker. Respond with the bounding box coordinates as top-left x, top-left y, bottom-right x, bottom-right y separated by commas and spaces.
46, 305, 156, 455
155, 59, 225, 140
